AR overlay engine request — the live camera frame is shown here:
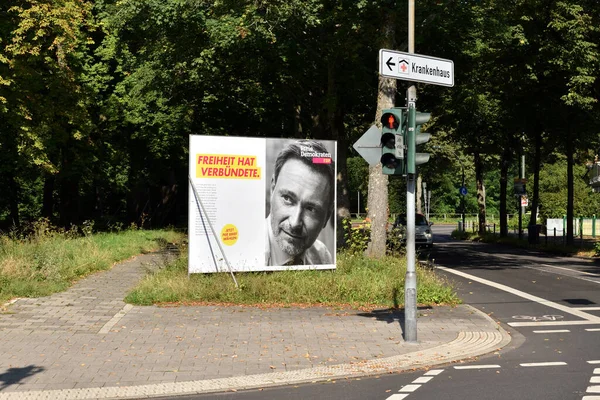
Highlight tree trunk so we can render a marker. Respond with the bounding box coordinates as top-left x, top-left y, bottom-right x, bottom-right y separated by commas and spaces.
326, 59, 351, 249
8, 174, 20, 228
365, 12, 396, 258
42, 174, 55, 219
366, 163, 389, 257
2, 125, 20, 227
294, 105, 303, 138
566, 134, 574, 246
335, 140, 350, 247
528, 126, 543, 244
58, 145, 81, 227
499, 148, 510, 237
474, 152, 486, 234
